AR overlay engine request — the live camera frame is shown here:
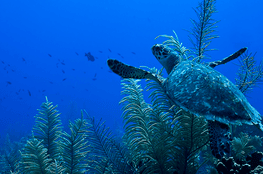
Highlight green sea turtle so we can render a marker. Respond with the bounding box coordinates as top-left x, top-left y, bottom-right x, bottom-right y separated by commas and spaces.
107, 44, 263, 159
